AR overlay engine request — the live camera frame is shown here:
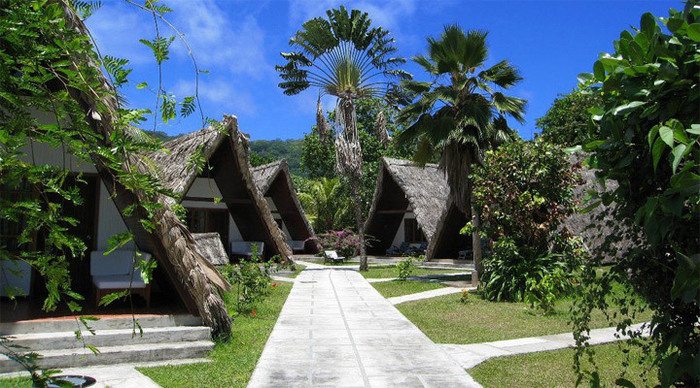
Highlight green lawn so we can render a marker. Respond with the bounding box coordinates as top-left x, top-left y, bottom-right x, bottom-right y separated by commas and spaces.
361, 265, 464, 279
139, 282, 292, 387
372, 280, 445, 298
470, 342, 658, 387
396, 292, 652, 344
276, 263, 306, 278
